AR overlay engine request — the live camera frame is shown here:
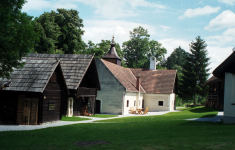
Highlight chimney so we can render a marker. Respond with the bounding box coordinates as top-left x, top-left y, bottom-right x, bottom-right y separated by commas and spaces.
150, 56, 156, 70
136, 72, 141, 91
